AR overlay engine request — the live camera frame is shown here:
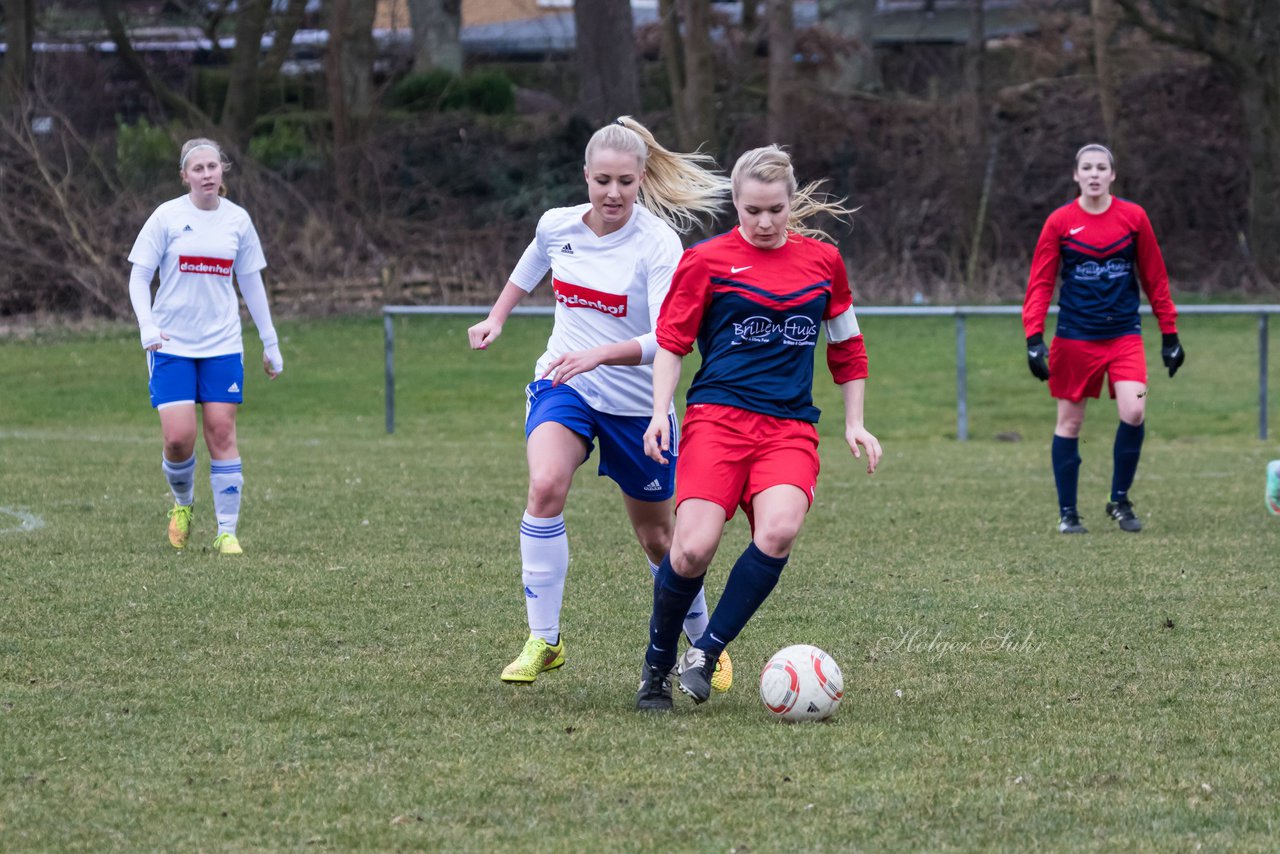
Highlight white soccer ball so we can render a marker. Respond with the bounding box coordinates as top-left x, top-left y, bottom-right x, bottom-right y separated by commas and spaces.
759, 644, 844, 722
